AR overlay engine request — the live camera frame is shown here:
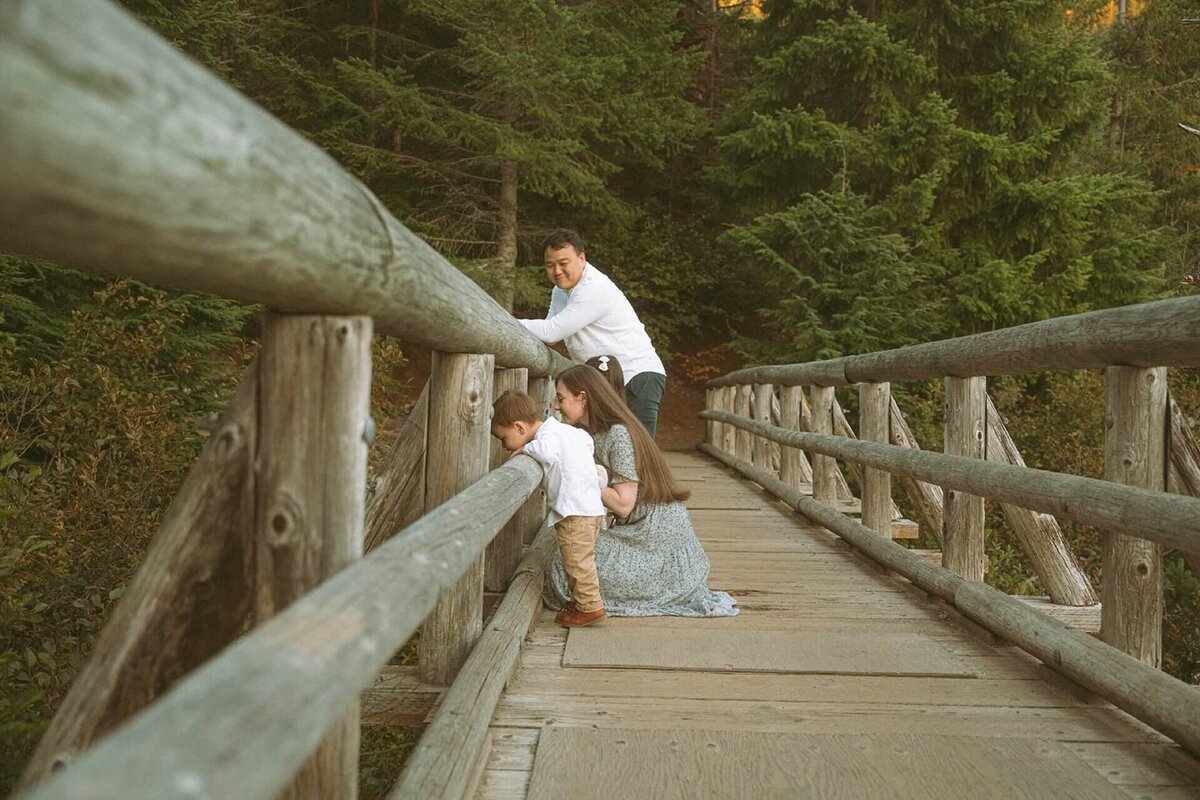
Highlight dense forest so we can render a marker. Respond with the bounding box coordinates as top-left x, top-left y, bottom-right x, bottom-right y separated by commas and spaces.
2, 0, 1199, 794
